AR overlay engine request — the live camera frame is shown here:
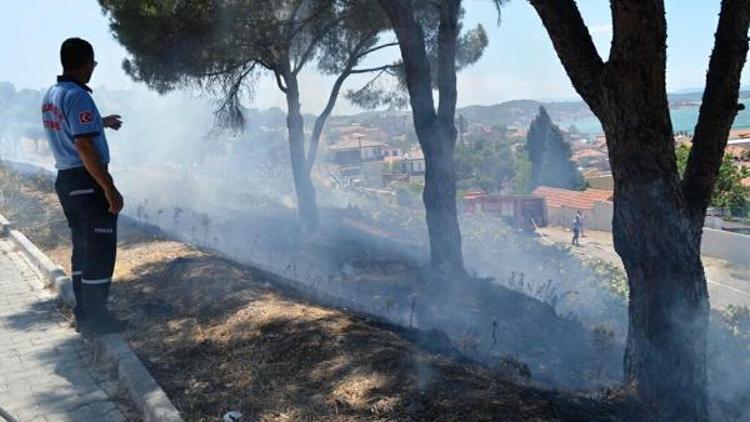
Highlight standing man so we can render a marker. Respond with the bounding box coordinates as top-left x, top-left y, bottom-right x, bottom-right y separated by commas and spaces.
571, 210, 583, 246
41, 38, 127, 335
